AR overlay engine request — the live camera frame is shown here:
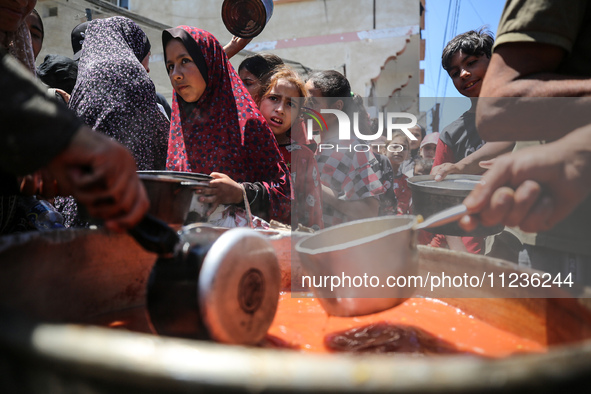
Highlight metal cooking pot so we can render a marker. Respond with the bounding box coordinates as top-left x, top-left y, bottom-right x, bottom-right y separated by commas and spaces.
296, 215, 419, 317
408, 174, 504, 237
138, 172, 212, 227
295, 205, 478, 317
146, 225, 281, 344
3, 230, 591, 392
